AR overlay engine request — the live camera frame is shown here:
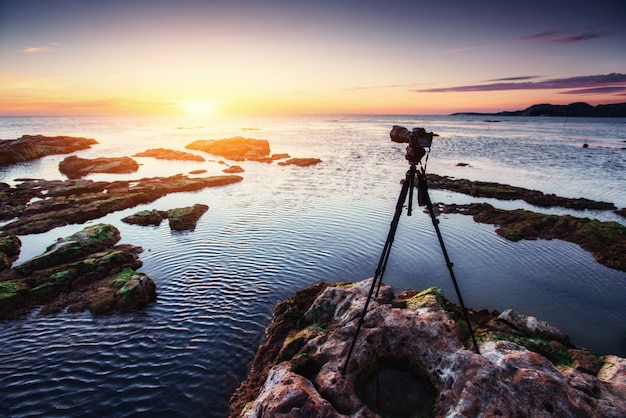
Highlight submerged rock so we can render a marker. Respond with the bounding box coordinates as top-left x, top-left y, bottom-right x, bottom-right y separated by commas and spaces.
0, 135, 98, 166
59, 155, 140, 178
0, 224, 155, 319
230, 280, 626, 417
